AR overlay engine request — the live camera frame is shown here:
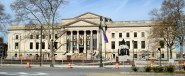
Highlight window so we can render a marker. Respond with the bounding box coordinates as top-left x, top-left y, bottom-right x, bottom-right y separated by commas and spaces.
141, 41, 145, 49
15, 35, 19, 39
36, 42, 39, 49
126, 32, 130, 37
112, 33, 115, 38
111, 41, 115, 49
42, 35, 45, 39
30, 42, 33, 49
134, 54, 137, 58
30, 35, 33, 39
42, 42, 45, 49
15, 42, 19, 49
55, 34, 58, 39
119, 41, 122, 46
134, 41, 138, 49
134, 32, 137, 37
161, 54, 164, 58
54, 42, 58, 49
141, 32, 145, 37
160, 41, 164, 48
126, 41, 130, 48
119, 33, 122, 38
36, 35, 39, 39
